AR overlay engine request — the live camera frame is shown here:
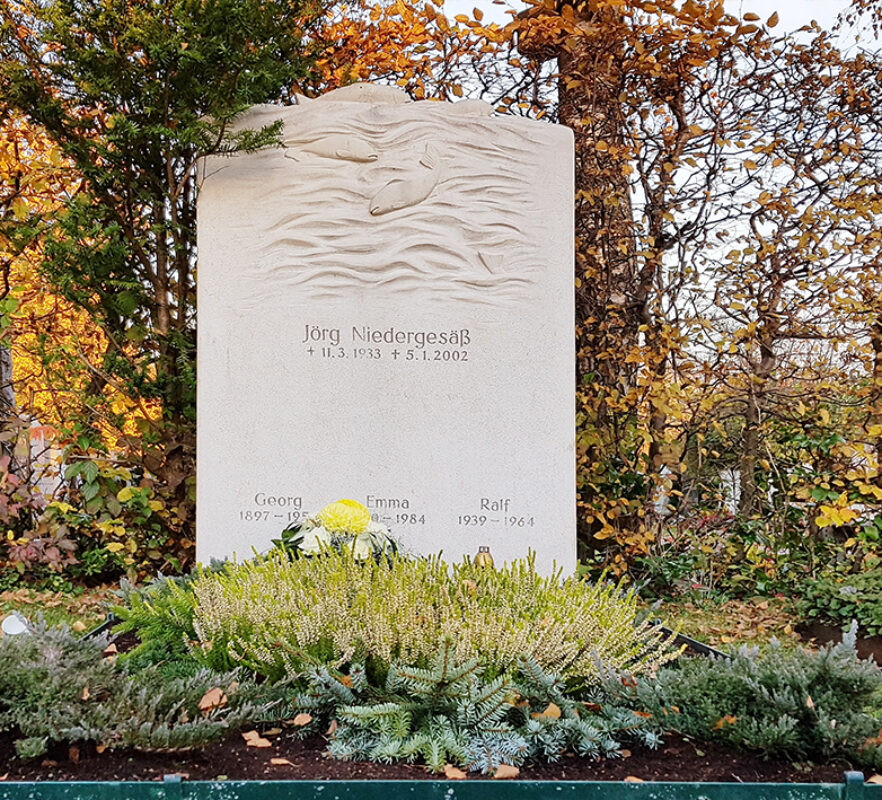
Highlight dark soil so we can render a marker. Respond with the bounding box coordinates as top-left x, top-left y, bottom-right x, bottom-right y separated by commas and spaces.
799, 622, 882, 664
0, 729, 853, 783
